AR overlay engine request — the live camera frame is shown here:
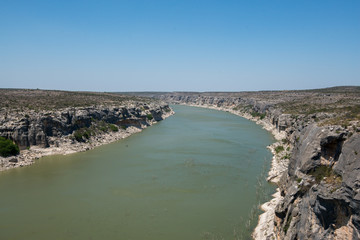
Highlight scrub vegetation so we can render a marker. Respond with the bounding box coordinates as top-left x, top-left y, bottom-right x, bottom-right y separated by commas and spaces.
309, 165, 342, 184
0, 89, 156, 111
275, 145, 284, 154
146, 114, 153, 120
72, 121, 121, 142
275, 87, 360, 127
0, 137, 20, 157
